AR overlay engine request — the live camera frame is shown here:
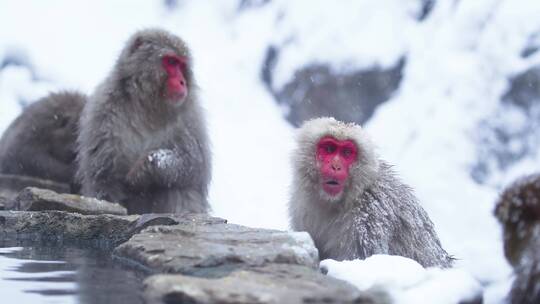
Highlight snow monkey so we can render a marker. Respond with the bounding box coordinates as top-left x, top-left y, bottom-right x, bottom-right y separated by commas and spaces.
0, 91, 85, 190
289, 117, 452, 268
495, 174, 540, 304
77, 28, 211, 214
